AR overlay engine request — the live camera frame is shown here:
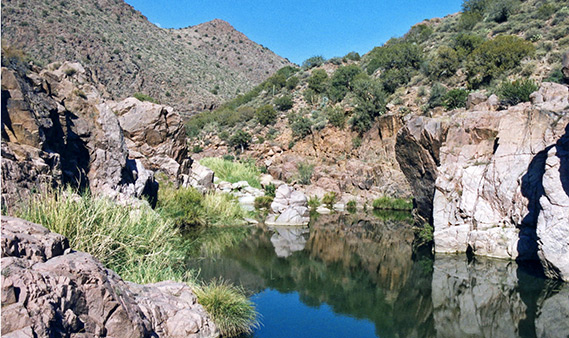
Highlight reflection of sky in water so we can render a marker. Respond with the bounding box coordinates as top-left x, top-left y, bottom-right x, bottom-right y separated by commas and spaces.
251, 289, 377, 338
